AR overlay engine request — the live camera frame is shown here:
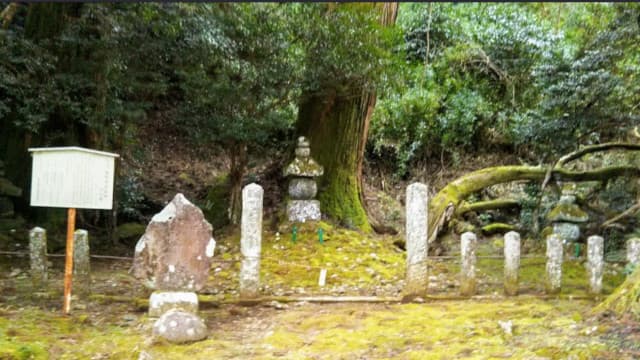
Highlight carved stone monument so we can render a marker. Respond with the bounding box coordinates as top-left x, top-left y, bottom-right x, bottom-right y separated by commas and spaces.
547, 185, 588, 243
132, 193, 215, 344
284, 137, 324, 222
